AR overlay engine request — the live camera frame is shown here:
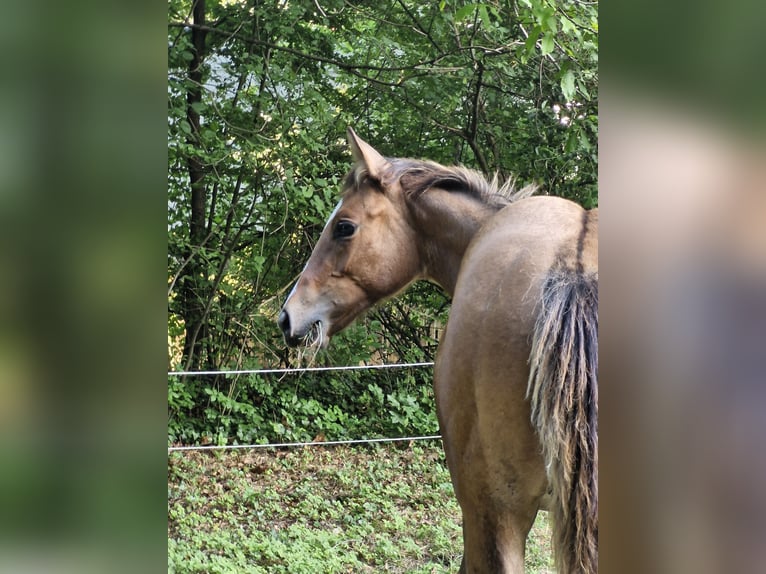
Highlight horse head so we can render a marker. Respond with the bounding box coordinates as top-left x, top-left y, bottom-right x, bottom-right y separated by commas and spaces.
278, 128, 422, 348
